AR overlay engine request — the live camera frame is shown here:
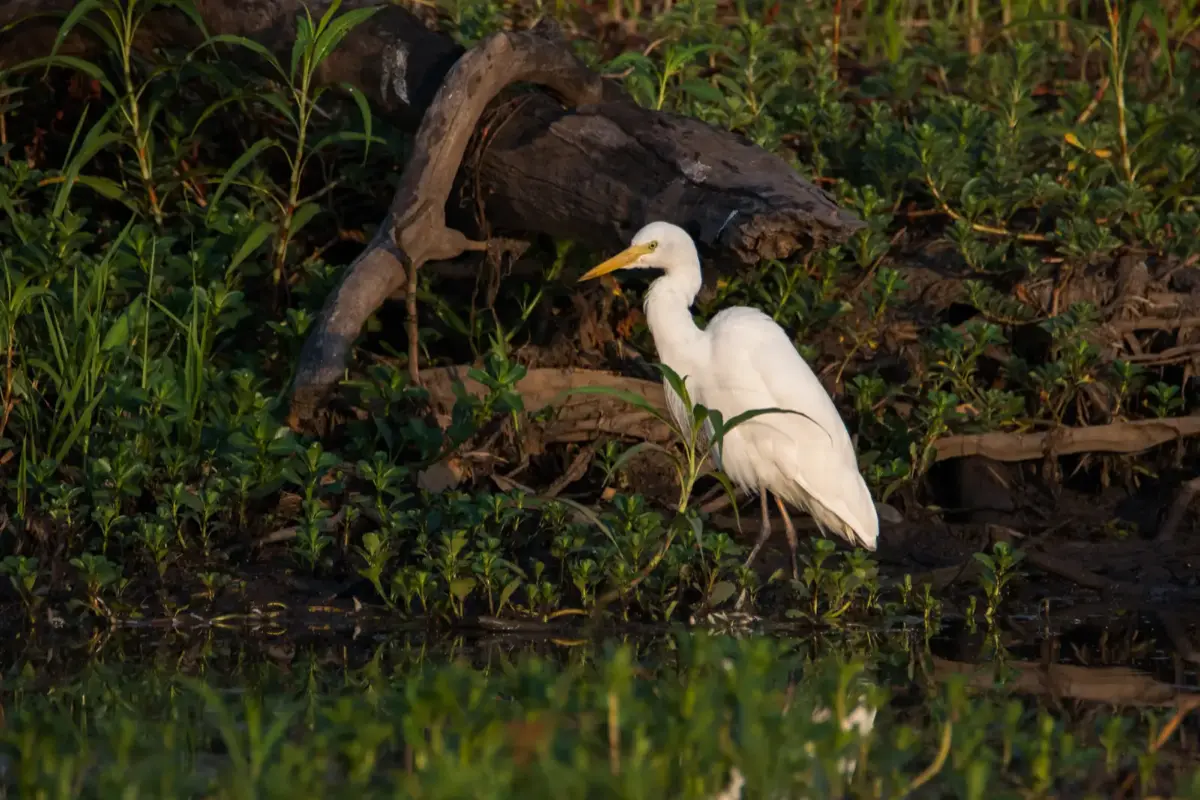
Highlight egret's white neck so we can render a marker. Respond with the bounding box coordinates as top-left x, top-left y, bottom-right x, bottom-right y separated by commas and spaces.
643, 268, 705, 377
